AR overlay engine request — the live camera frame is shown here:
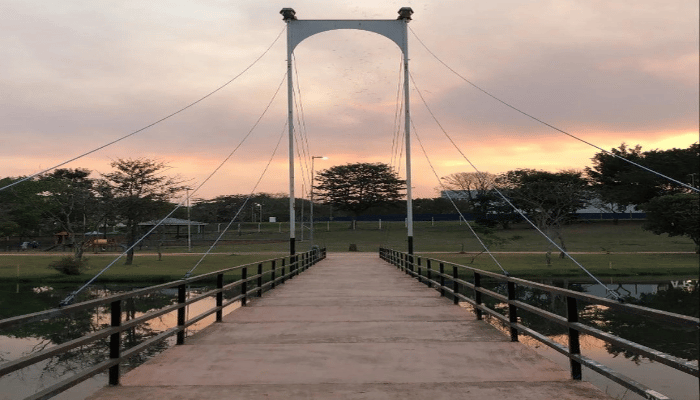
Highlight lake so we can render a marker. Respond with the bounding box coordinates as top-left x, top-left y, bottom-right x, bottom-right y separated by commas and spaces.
0, 279, 697, 399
